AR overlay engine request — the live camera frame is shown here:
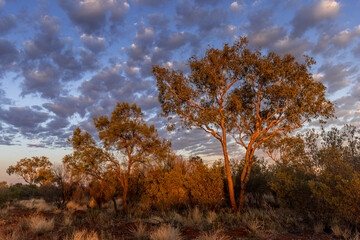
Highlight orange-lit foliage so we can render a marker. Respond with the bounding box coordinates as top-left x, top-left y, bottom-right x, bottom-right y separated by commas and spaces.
142, 157, 224, 210
186, 160, 224, 209
7, 156, 54, 185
